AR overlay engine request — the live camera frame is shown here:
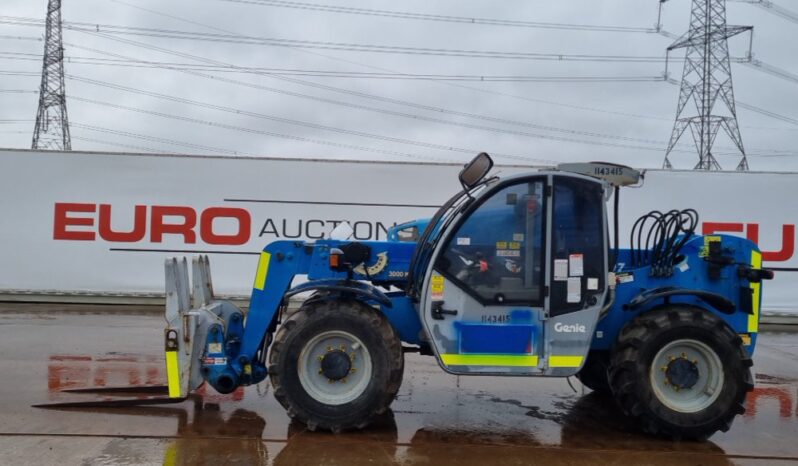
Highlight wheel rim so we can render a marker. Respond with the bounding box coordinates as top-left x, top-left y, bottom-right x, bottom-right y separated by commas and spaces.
297, 330, 373, 405
649, 339, 724, 413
